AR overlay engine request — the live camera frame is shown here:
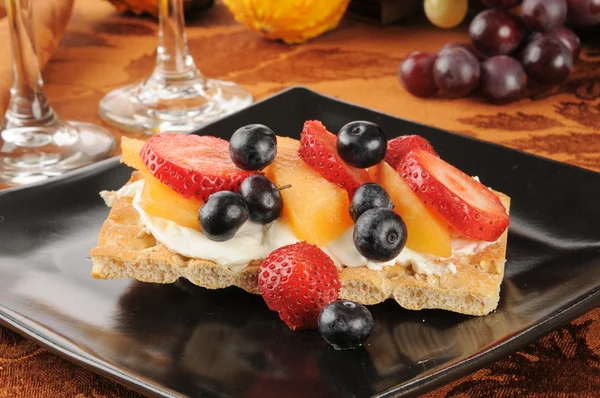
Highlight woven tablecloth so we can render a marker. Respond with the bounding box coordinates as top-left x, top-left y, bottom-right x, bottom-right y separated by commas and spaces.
1, 0, 599, 396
